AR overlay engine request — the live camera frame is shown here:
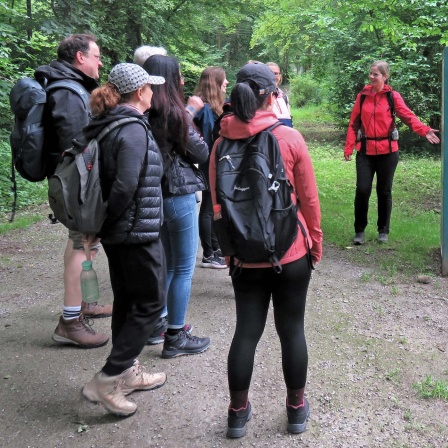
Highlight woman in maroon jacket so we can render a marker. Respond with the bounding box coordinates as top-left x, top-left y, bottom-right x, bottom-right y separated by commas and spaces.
344, 60, 439, 244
